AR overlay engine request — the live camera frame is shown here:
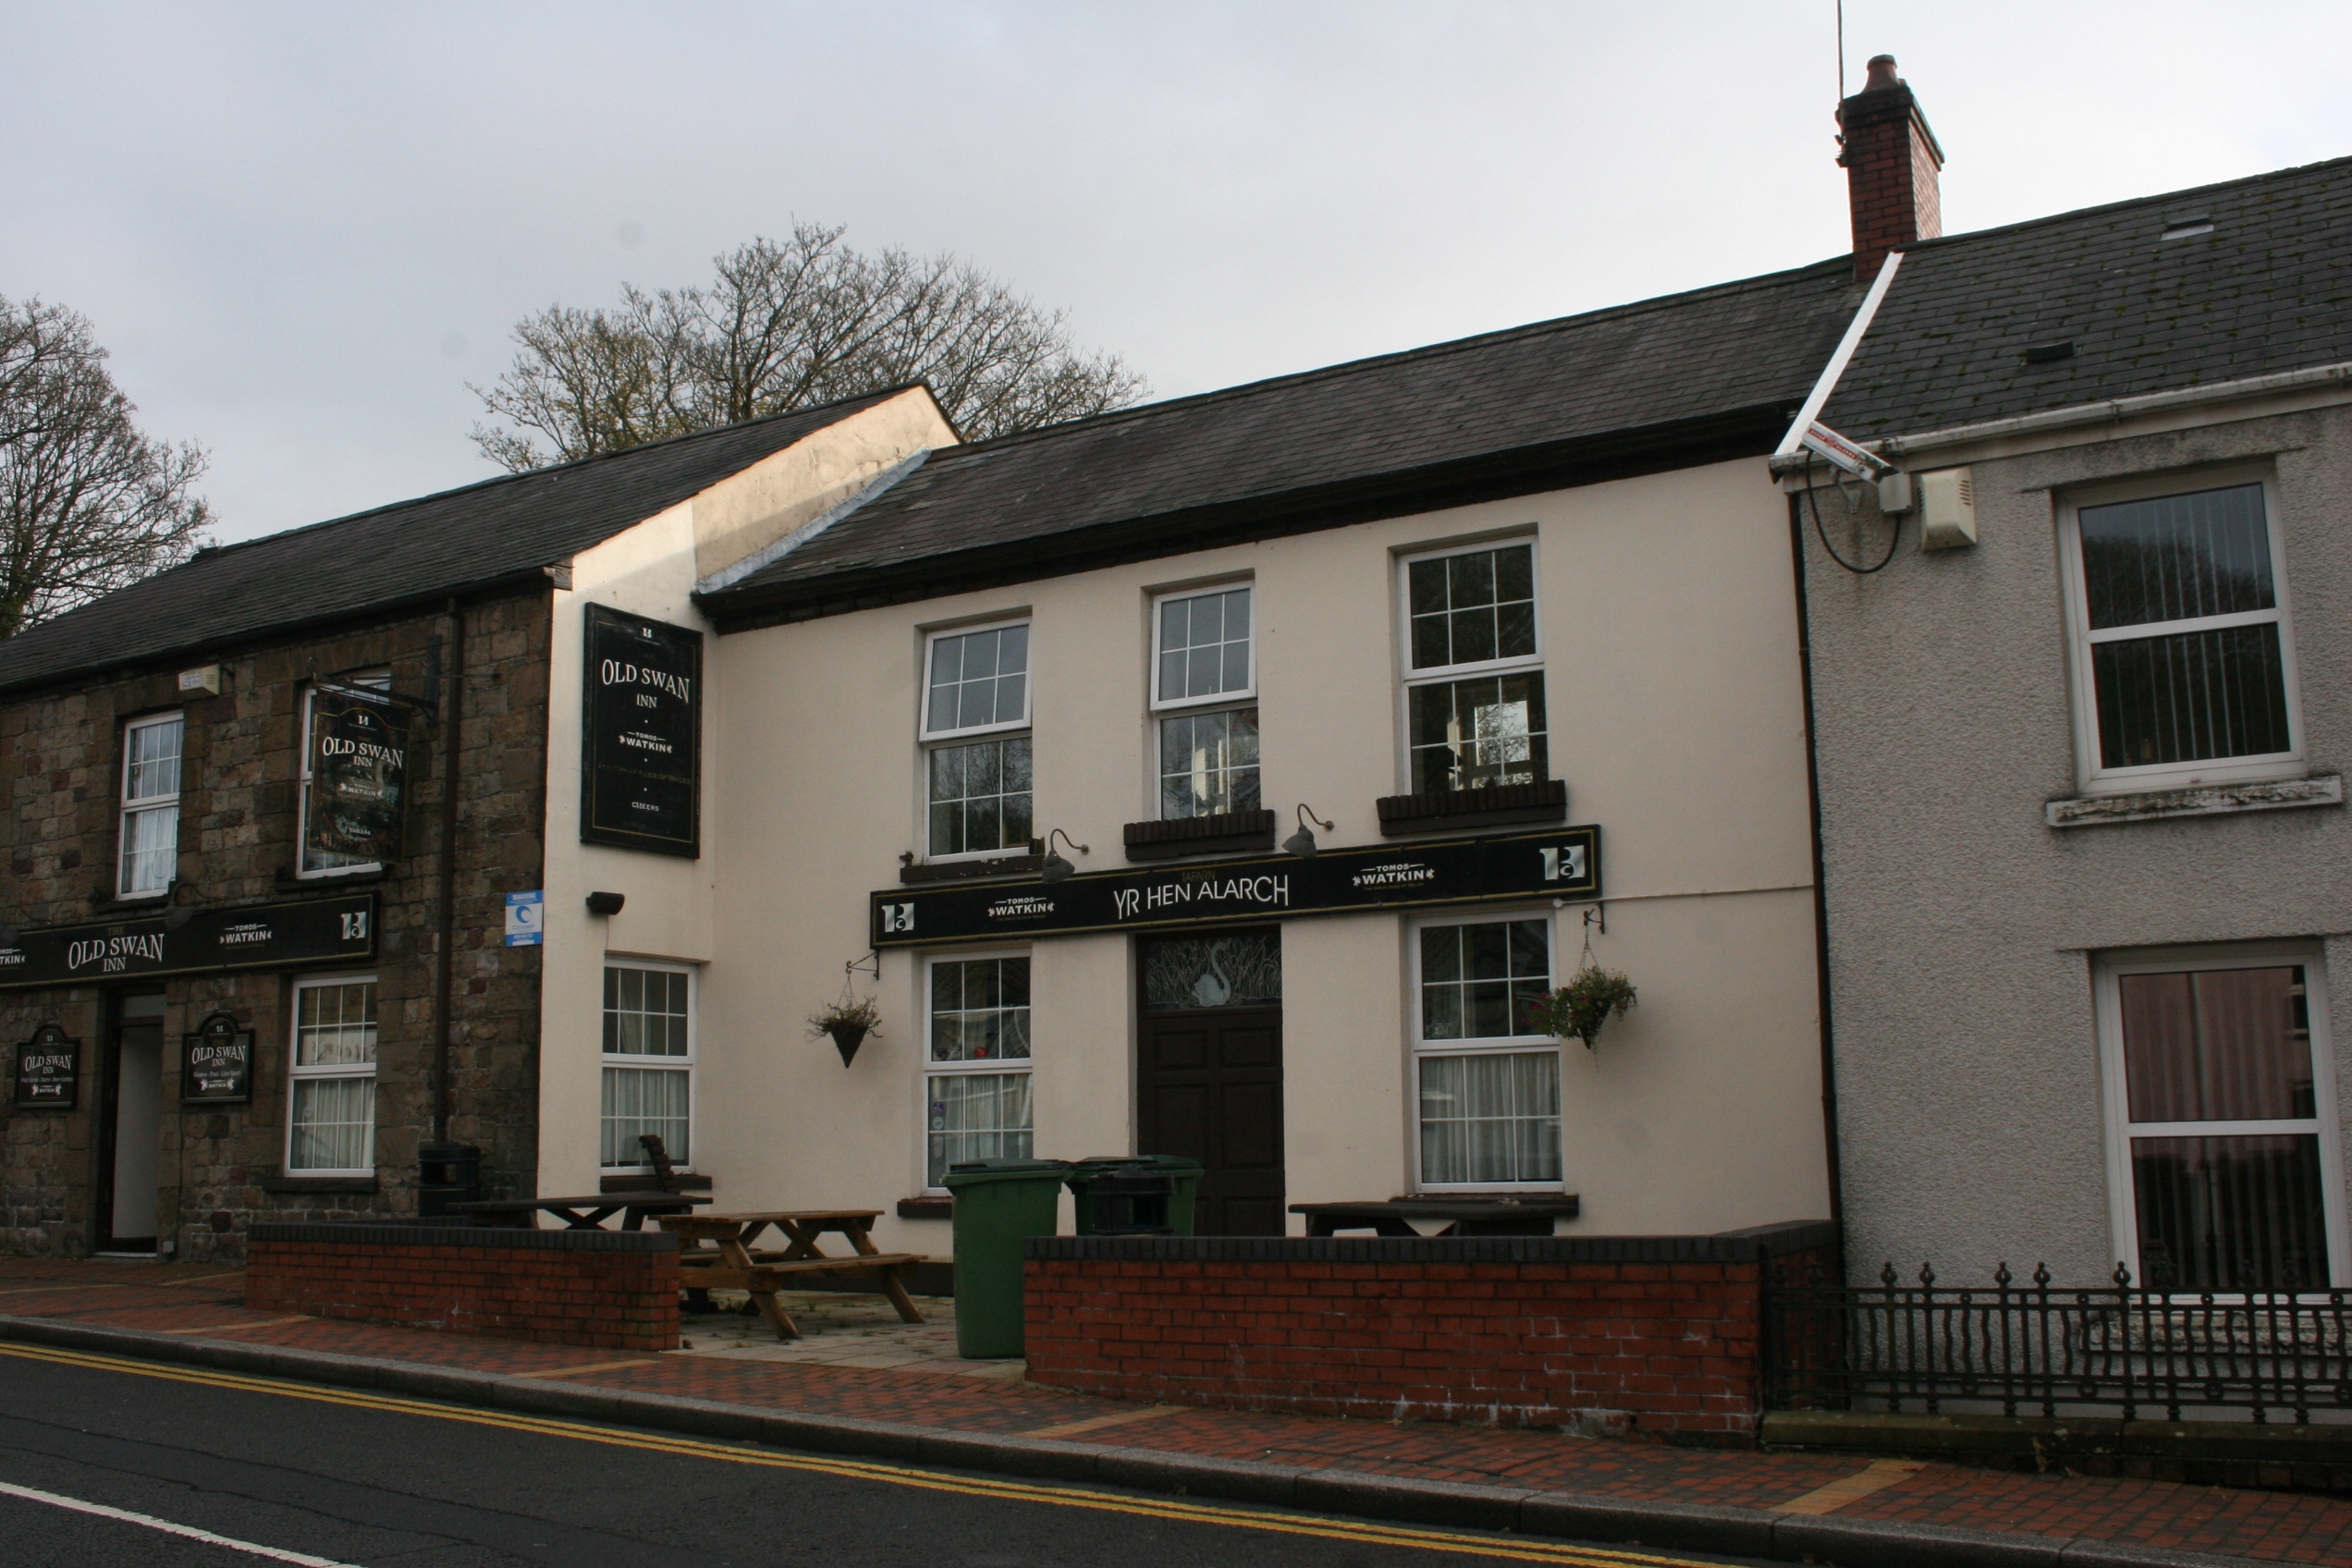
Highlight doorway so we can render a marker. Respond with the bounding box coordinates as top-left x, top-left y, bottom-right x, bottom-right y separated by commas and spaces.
1135, 930, 1284, 1235
95, 992, 165, 1255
